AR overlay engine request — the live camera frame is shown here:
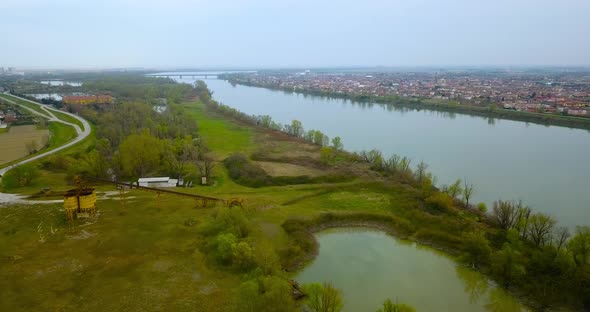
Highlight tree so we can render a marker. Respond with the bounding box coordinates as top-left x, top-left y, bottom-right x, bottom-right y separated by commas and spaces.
492, 200, 519, 230
446, 179, 463, 201
118, 130, 163, 178
165, 136, 198, 182
2, 163, 39, 187
491, 243, 525, 287
526, 213, 556, 247
303, 282, 343, 312
461, 231, 492, 268
331, 136, 343, 151
234, 276, 296, 312
568, 226, 590, 267
415, 161, 428, 184
376, 299, 416, 312
196, 155, 215, 184
554, 226, 570, 252
289, 120, 304, 137
462, 180, 474, 207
